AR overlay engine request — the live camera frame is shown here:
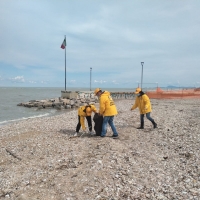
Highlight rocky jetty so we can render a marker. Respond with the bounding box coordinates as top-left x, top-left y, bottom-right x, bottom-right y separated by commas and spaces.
16, 91, 136, 110
0, 99, 200, 199
17, 97, 98, 110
